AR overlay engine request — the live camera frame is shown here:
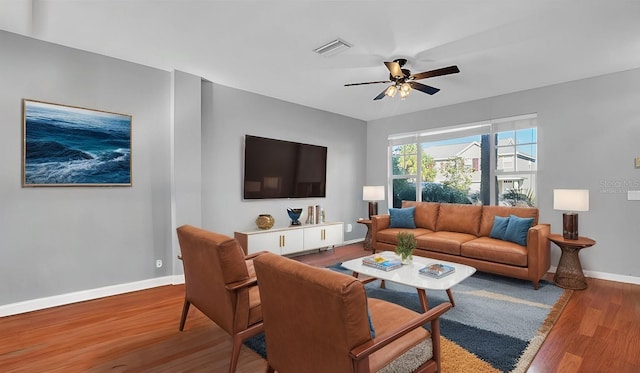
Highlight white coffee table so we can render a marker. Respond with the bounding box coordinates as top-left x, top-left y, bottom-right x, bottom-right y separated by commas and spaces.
341, 252, 476, 311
